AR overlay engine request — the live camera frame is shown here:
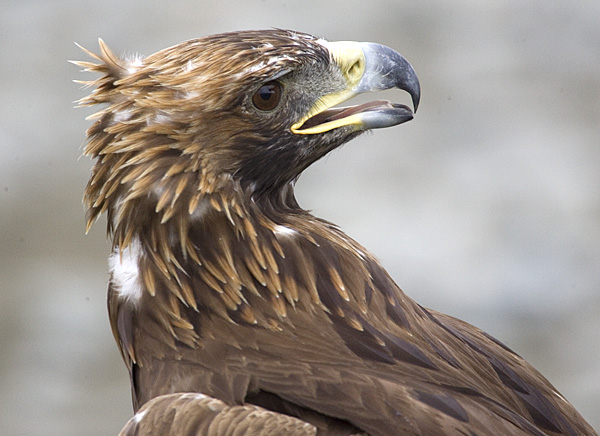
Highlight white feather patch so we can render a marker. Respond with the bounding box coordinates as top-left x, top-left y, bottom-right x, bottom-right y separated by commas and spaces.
133, 409, 147, 424
273, 224, 296, 237
108, 239, 143, 304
